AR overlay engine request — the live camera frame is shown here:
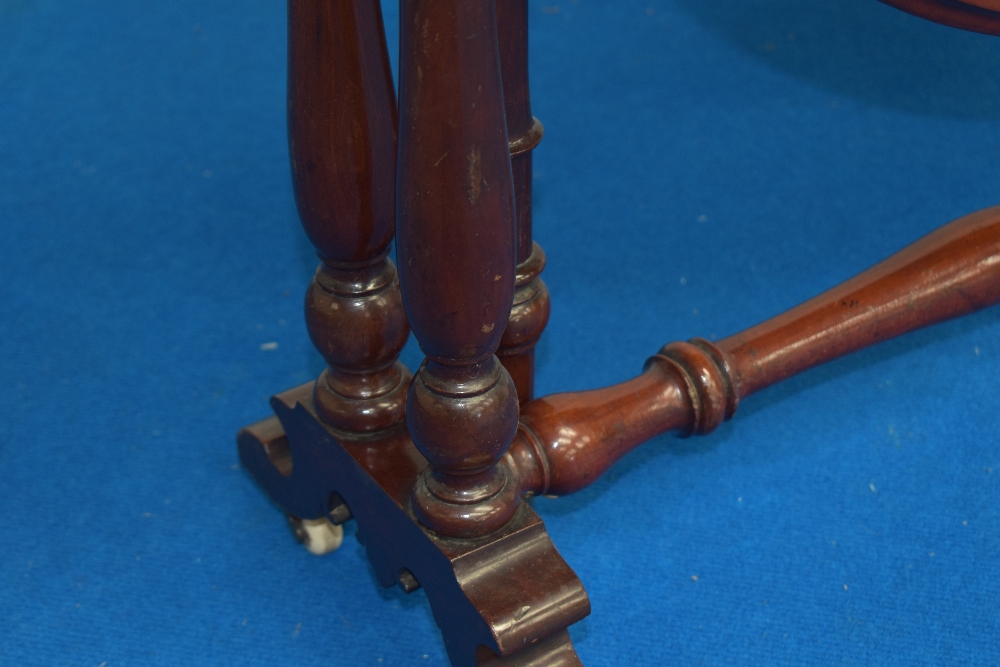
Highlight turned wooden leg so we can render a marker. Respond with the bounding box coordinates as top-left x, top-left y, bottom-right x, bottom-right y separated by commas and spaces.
288, 0, 410, 434
239, 2, 1000, 661
396, 0, 521, 538
496, 0, 550, 405
241, 3, 590, 660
